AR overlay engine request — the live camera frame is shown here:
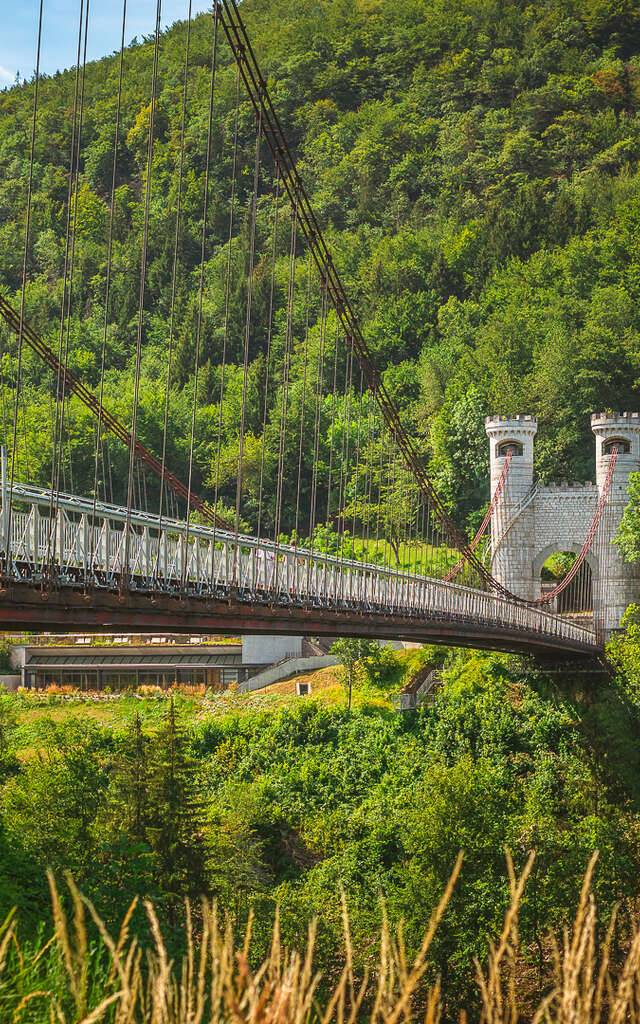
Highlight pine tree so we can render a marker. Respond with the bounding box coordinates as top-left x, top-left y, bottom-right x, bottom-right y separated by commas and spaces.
0, 695, 18, 759
146, 697, 208, 902
119, 713, 149, 842
98, 712, 154, 911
